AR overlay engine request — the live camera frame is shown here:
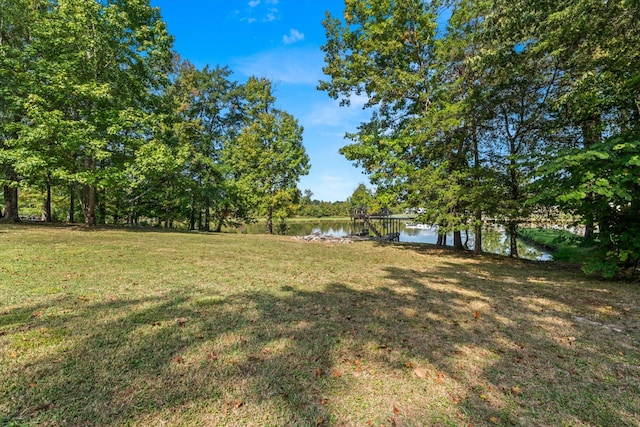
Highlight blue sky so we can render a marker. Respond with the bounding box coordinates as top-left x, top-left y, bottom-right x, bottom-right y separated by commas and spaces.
149, 0, 370, 202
